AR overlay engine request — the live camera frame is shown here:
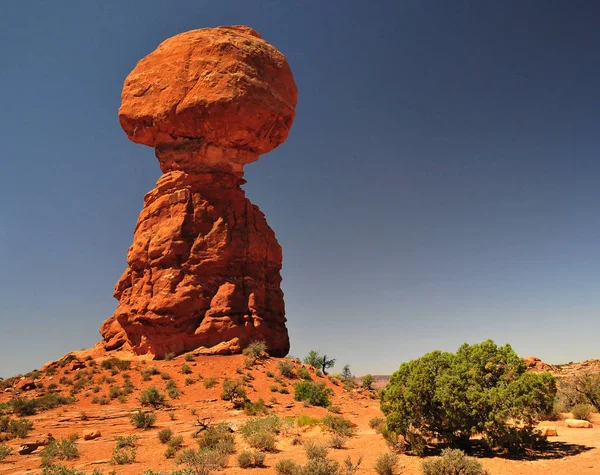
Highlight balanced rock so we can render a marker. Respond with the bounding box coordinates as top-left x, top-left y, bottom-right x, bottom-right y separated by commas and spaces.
100, 26, 296, 358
